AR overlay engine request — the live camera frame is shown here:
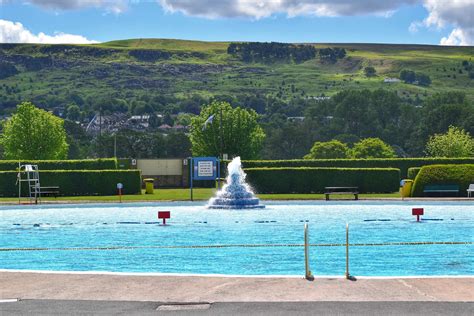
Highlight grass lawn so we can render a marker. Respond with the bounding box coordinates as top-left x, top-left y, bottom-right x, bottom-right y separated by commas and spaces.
0, 188, 401, 203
